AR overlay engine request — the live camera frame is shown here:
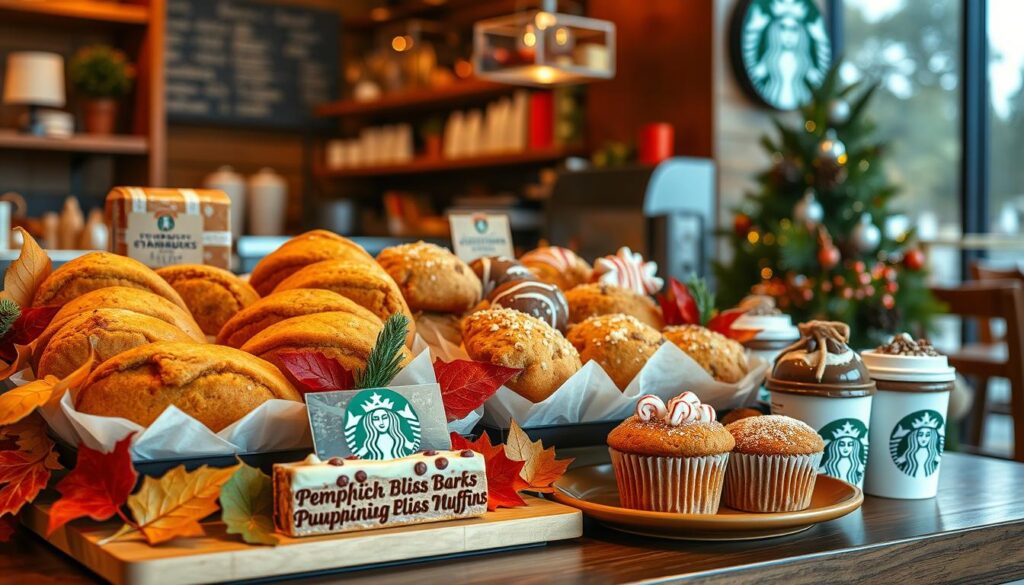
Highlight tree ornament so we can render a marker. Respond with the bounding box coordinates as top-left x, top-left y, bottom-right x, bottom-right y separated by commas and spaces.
817, 129, 848, 167
882, 294, 896, 310
793, 189, 824, 225
816, 226, 840, 269
733, 213, 753, 236
827, 98, 851, 126
851, 213, 881, 253
904, 248, 926, 271
771, 157, 803, 187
